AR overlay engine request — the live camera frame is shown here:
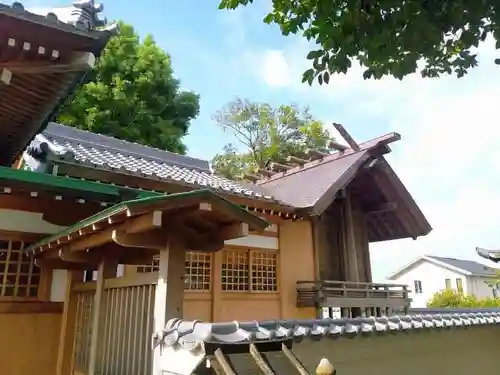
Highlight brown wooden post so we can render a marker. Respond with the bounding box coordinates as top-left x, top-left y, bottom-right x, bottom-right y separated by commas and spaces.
212, 250, 223, 321
344, 190, 359, 282
56, 270, 83, 375
152, 236, 185, 375
87, 257, 118, 375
